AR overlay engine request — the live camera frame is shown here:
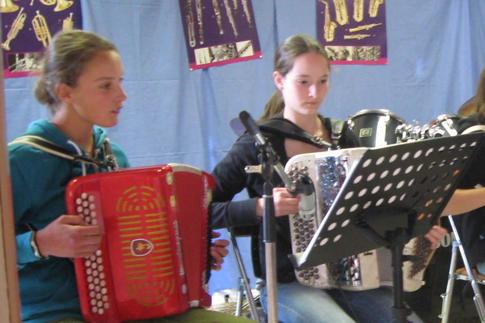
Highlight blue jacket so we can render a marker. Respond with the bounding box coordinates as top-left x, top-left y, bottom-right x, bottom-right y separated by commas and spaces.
9, 119, 129, 322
